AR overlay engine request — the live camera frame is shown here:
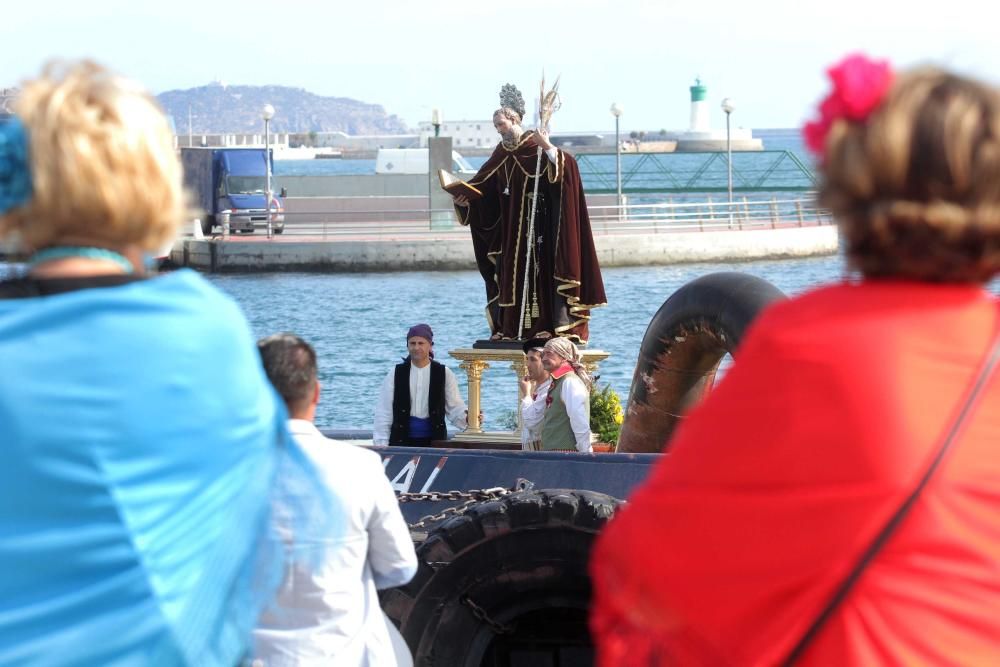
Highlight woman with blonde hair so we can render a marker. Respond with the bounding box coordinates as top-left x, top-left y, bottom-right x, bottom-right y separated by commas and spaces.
0, 61, 333, 665
591, 55, 1000, 665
